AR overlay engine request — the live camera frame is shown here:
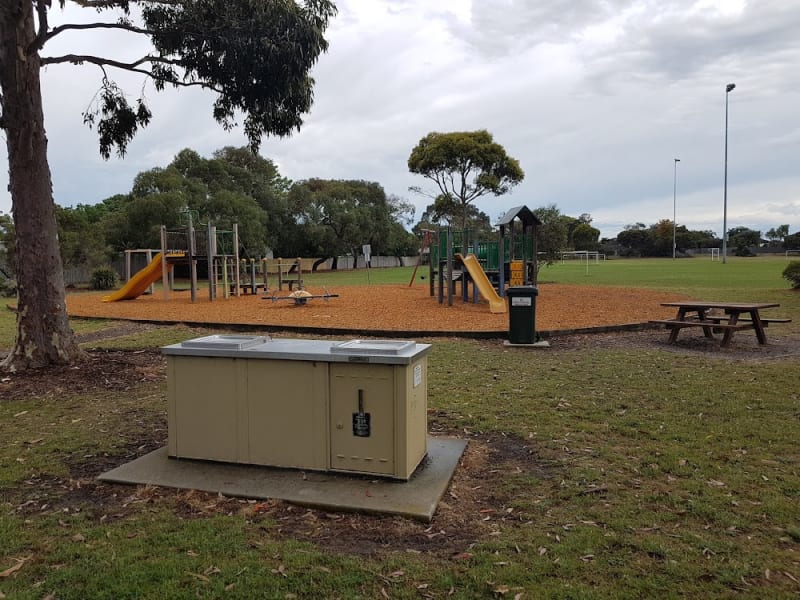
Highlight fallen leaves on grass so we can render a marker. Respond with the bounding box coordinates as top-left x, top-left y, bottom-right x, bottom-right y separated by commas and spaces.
0, 556, 31, 578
